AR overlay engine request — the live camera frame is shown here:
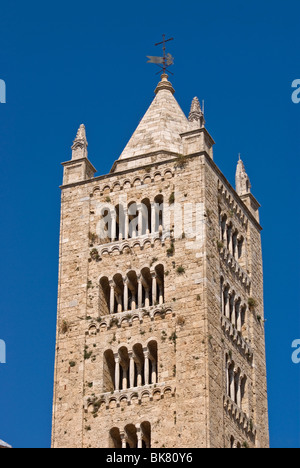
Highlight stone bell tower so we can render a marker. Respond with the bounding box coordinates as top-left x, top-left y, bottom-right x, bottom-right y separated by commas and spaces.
51, 73, 269, 448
